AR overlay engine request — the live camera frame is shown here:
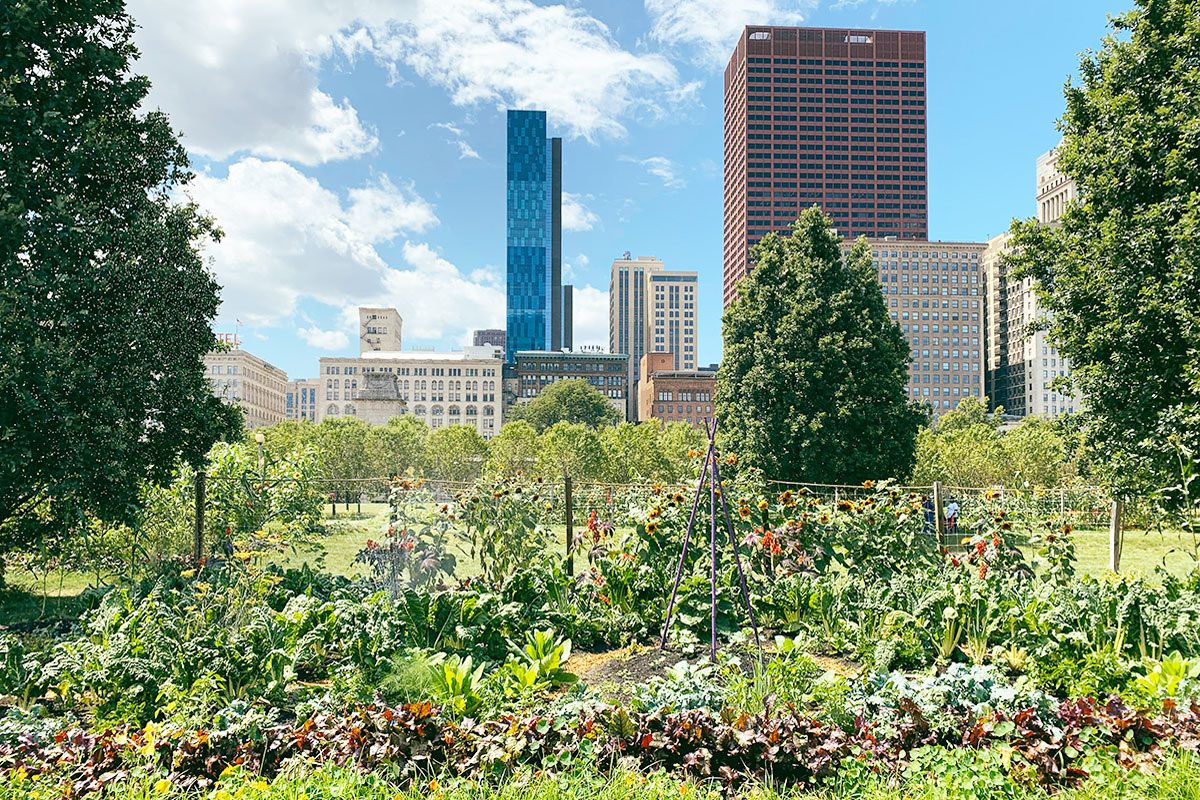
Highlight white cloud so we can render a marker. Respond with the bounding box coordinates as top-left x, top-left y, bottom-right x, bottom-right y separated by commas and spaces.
430, 122, 482, 160
131, 0, 699, 162
298, 325, 351, 350
562, 193, 600, 231
622, 155, 686, 189
383, 243, 505, 340
563, 253, 590, 282
570, 285, 609, 349
644, 0, 813, 66
188, 157, 438, 325
369, 0, 692, 141
128, 0, 400, 164
191, 158, 505, 345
